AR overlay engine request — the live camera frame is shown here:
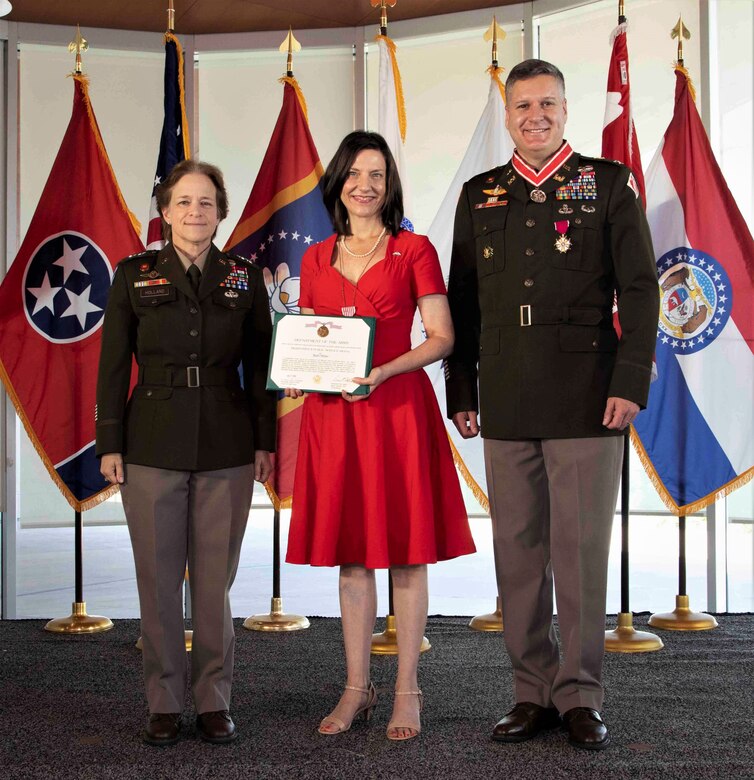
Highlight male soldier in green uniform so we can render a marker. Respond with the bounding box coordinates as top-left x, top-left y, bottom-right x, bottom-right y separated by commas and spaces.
445, 60, 659, 750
